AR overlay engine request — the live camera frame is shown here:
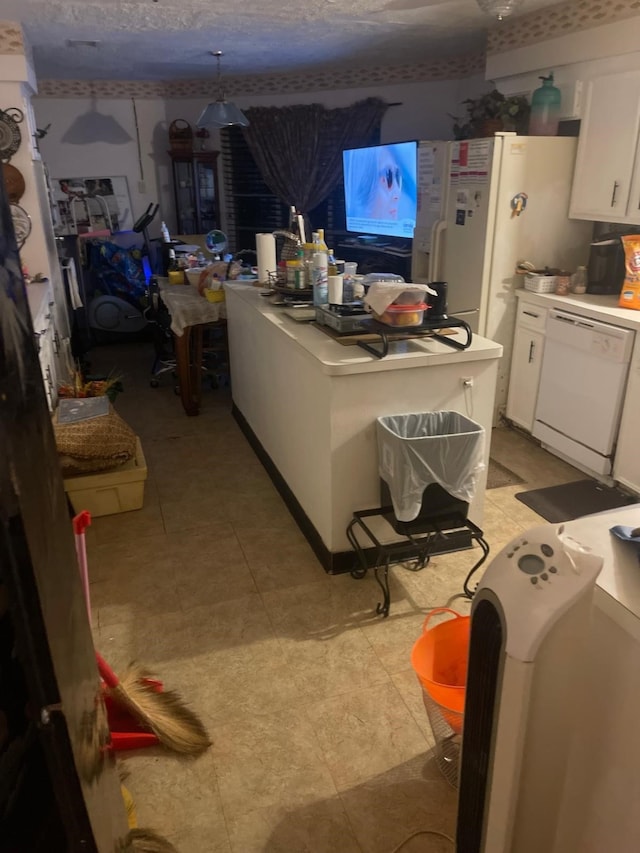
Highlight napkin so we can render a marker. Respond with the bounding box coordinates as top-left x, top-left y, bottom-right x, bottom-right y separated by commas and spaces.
364, 282, 437, 316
